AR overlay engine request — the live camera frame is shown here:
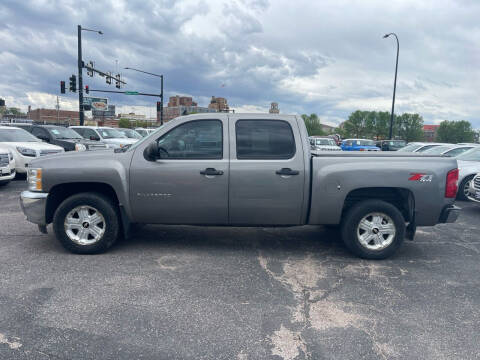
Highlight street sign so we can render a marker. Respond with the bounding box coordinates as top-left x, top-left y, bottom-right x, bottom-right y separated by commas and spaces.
83, 97, 108, 111
125, 91, 139, 95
